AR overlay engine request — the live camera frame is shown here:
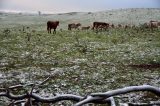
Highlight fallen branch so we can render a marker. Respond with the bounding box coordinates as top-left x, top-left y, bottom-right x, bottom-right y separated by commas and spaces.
91, 85, 160, 97
74, 85, 160, 106
0, 85, 159, 106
